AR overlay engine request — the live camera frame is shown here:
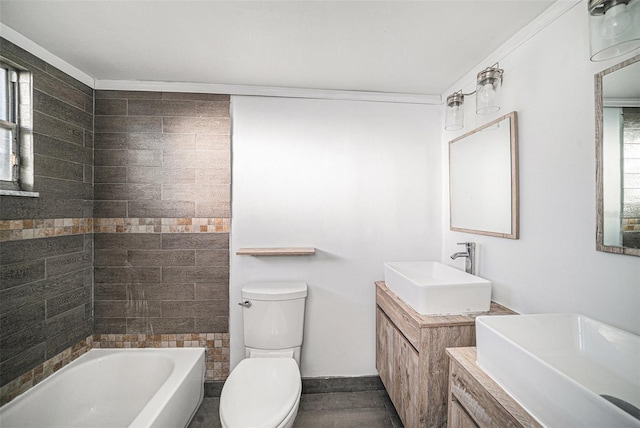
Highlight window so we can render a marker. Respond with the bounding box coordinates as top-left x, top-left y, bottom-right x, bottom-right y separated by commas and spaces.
1, 63, 19, 183
0, 58, 36, 197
